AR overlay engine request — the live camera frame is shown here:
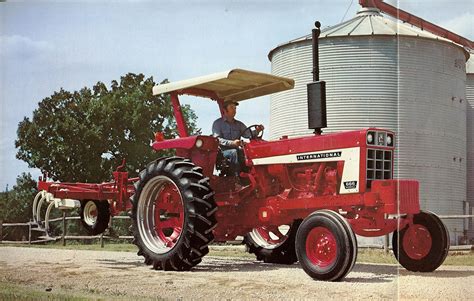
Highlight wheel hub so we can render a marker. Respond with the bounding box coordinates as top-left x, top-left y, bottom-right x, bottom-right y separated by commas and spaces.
306, 227, 337, 268
402, 224, 432, 260
83, 201, 98, 226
